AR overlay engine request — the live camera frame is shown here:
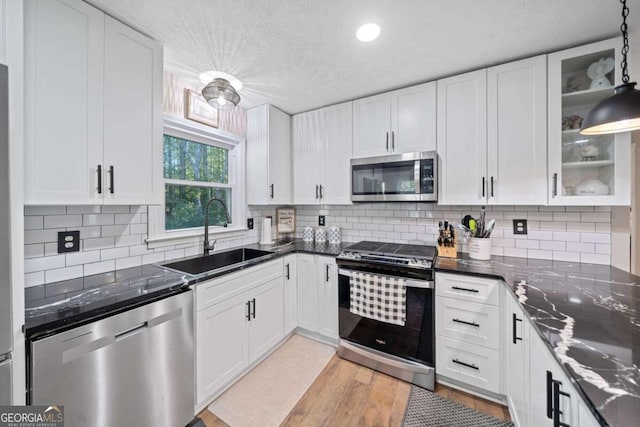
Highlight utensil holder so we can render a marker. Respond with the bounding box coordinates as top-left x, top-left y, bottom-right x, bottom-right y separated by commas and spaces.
468, 237, 491, 260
